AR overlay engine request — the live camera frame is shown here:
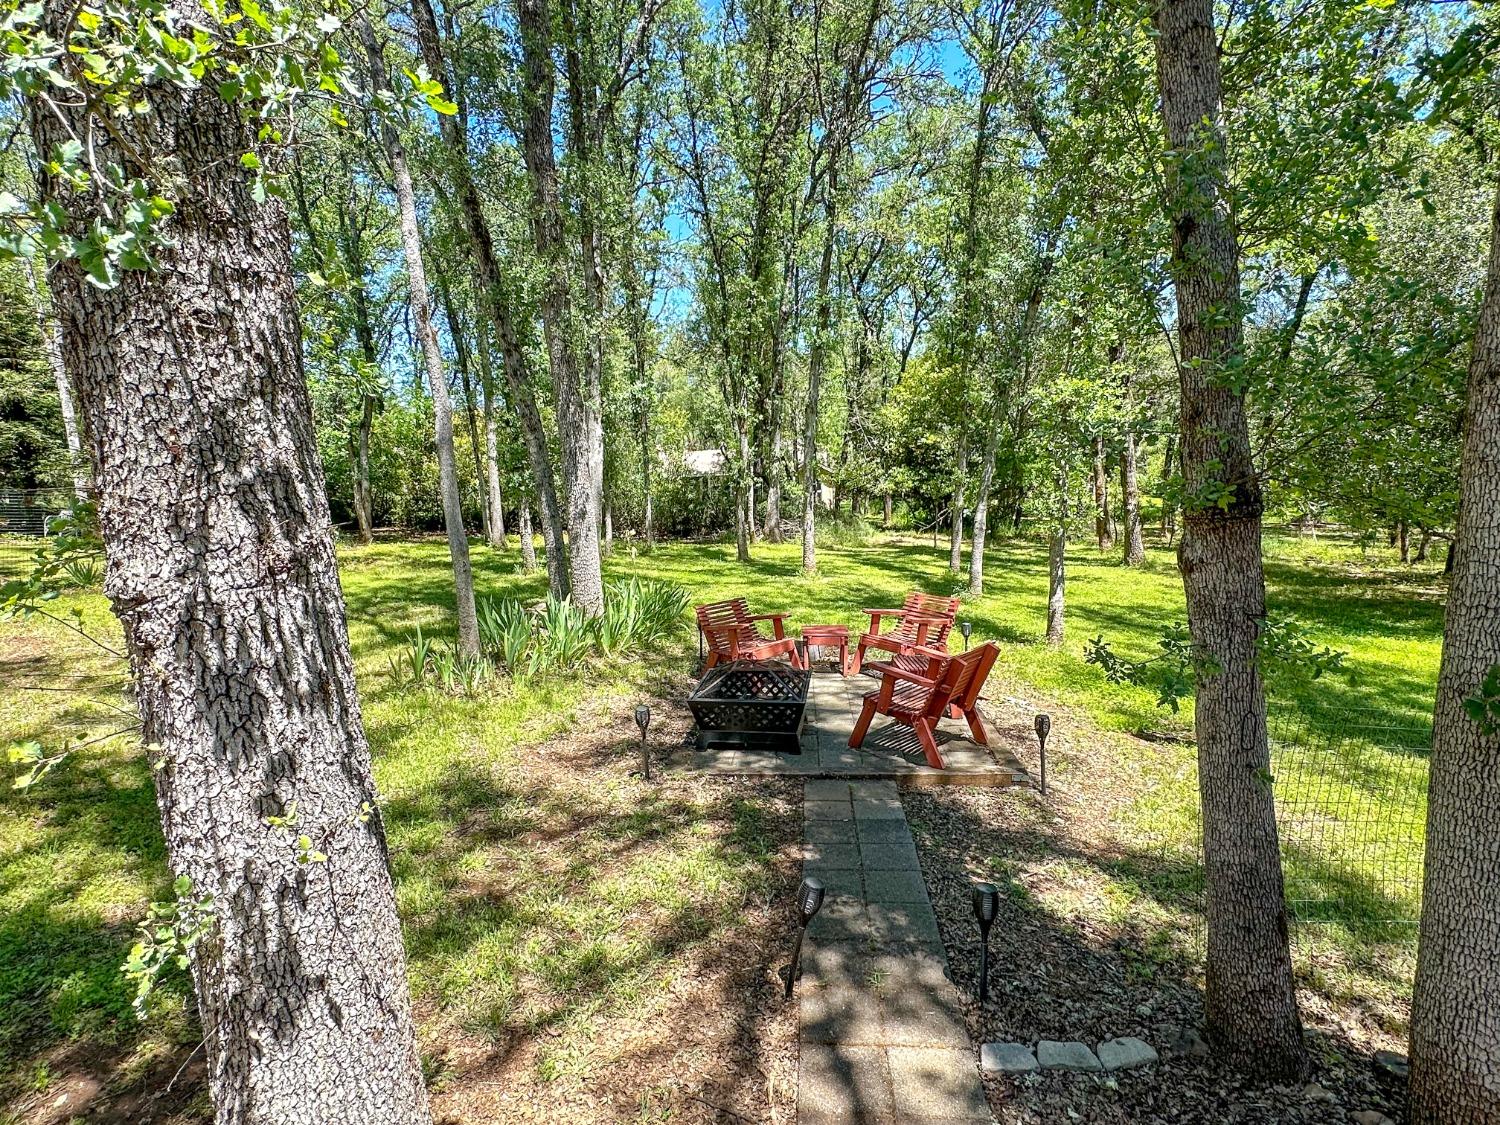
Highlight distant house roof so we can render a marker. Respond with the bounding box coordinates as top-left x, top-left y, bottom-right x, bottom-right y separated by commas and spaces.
683, 449, 727, 475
